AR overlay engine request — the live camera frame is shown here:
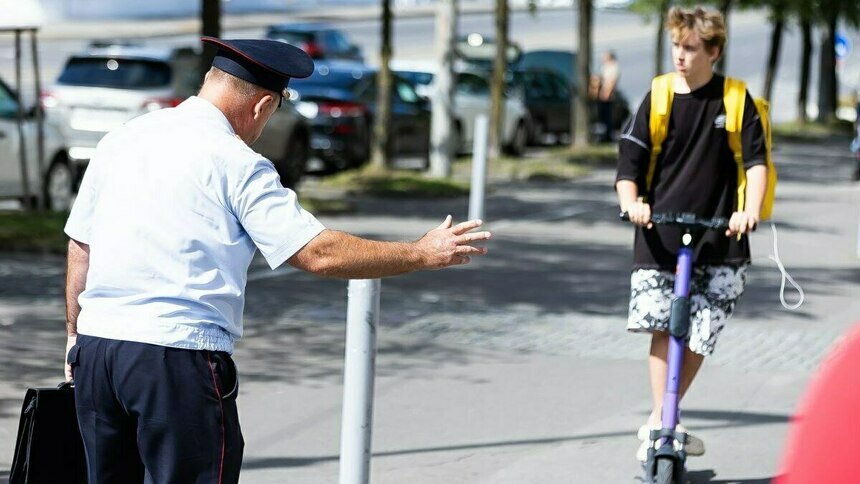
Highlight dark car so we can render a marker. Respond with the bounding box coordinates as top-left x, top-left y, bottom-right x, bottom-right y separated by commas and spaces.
509, 68, 573, 145
289, 60, 431, 171
266, 23, 364, 62
512, 49, 631, 144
